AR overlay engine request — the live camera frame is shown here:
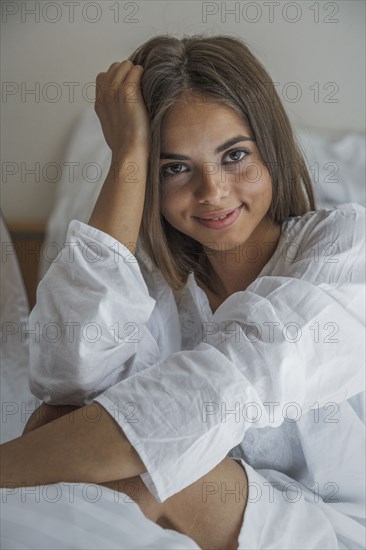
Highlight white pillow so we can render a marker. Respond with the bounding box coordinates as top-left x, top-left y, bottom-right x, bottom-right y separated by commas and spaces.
296, 129, 365, 209
0, 211, 41, 443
